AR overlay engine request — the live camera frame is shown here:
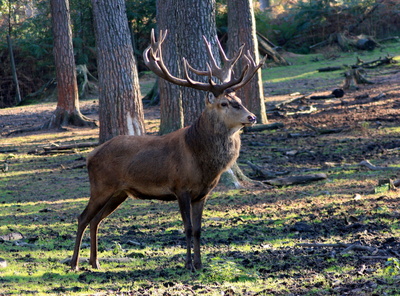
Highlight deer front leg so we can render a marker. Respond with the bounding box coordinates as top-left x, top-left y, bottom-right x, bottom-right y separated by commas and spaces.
177, 192, 194, 271
191, 199, 205, 270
